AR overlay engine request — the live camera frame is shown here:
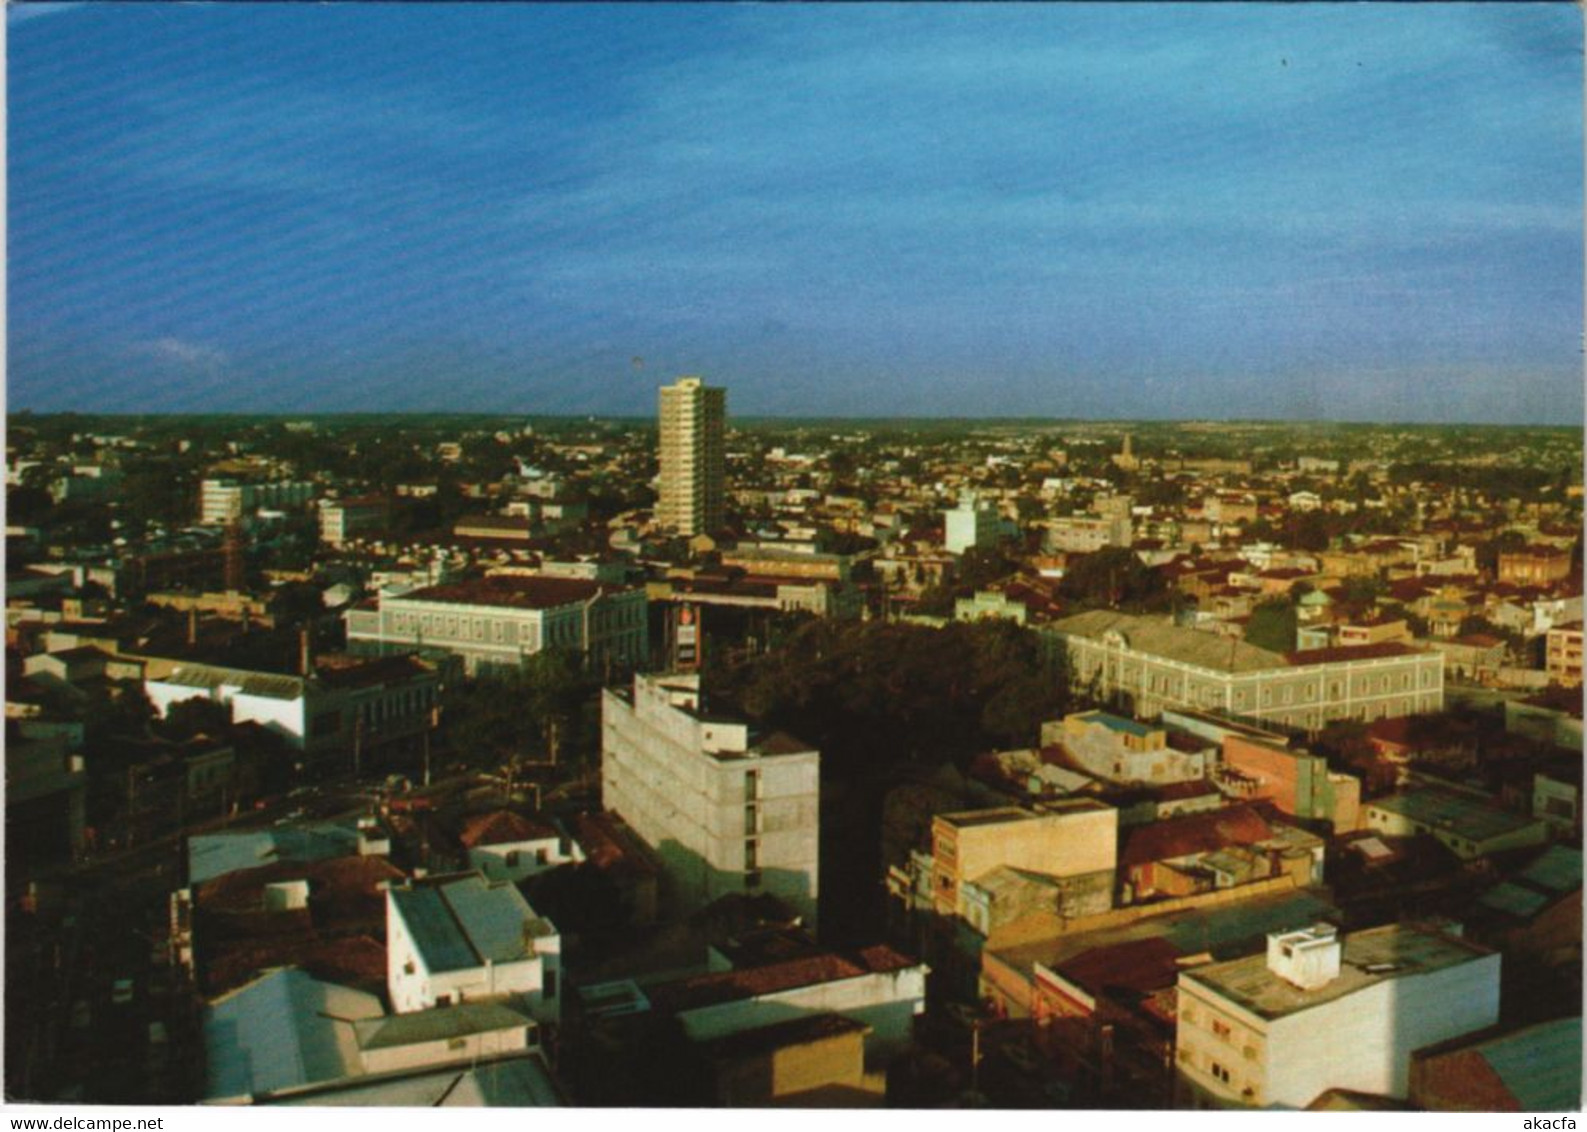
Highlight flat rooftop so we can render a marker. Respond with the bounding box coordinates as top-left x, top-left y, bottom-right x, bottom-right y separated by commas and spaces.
1182, 923, 1492, 1021
1369, 788, 1544, 844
